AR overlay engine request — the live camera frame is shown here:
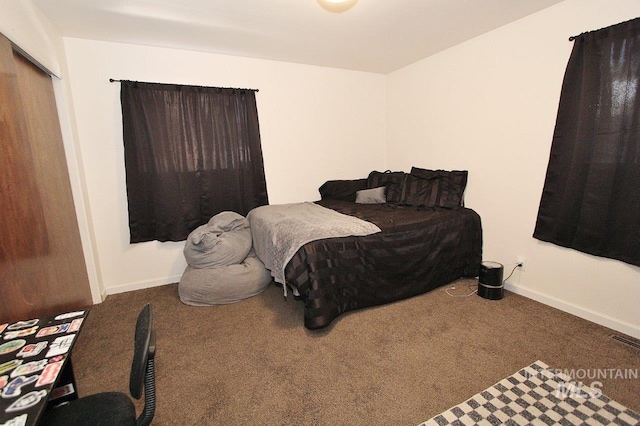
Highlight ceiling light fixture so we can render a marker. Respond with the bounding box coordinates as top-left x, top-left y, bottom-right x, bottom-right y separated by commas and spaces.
317, 0, 359, 13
